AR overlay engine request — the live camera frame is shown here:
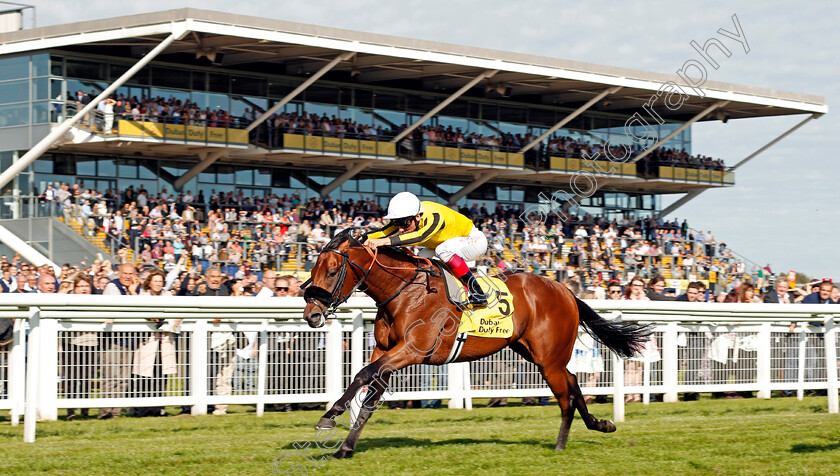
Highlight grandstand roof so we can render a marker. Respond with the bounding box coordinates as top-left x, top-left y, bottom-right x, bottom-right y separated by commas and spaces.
0, 8, 827, 120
